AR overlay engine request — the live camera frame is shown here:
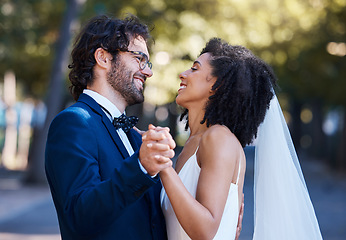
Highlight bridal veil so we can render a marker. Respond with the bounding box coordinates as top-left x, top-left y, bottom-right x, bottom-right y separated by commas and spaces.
253, 94, 323, 239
